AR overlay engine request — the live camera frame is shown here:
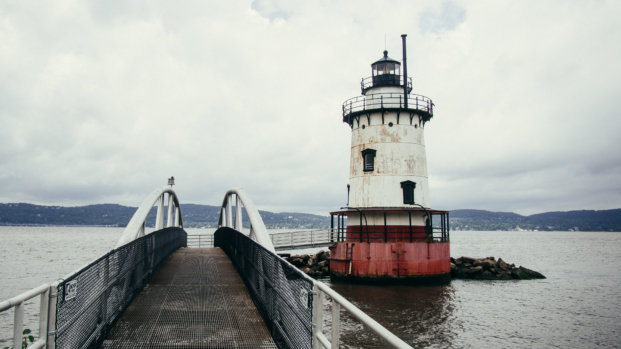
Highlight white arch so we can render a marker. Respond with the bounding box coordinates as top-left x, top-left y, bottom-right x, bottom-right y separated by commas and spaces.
115, 186, 183, 248
218, 187, 275, 252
